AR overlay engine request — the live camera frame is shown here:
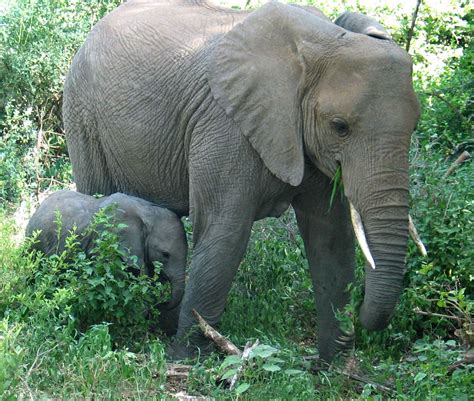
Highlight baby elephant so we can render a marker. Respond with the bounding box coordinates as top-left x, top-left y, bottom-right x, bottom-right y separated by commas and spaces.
26, 190, 187, 314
